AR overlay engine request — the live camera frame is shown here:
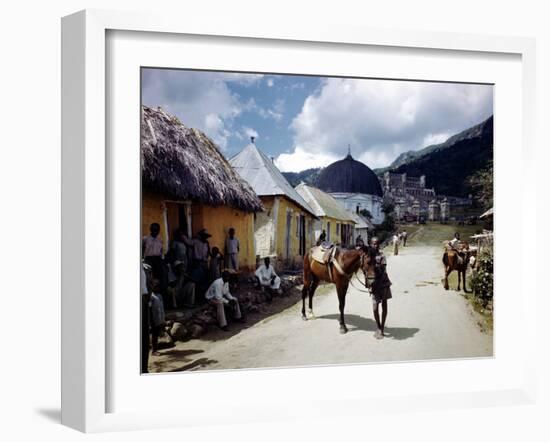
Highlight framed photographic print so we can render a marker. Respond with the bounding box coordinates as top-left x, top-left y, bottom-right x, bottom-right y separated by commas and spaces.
61, 9, 537, 432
